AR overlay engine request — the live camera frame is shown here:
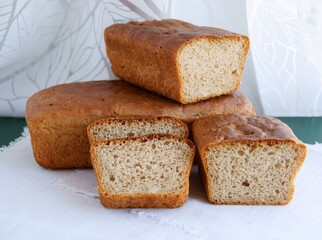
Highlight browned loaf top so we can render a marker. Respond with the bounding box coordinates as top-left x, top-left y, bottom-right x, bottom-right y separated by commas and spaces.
105, 19, 249, 104
26, 80, 255, 169
192, 115, 303, 149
